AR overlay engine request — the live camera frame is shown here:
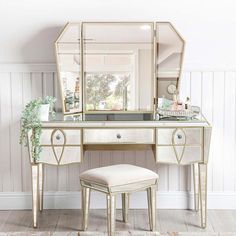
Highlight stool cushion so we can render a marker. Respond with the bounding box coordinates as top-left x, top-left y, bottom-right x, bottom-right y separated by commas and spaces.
80, 164, 158, 188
